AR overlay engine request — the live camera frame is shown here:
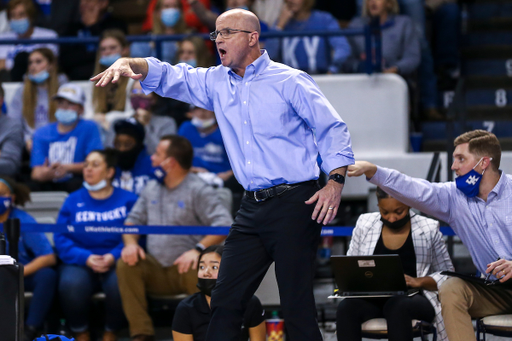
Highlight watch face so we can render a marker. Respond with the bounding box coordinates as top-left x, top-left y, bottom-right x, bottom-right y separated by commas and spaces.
330, 174, 345, 184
